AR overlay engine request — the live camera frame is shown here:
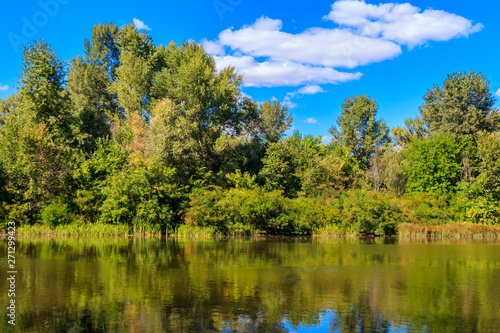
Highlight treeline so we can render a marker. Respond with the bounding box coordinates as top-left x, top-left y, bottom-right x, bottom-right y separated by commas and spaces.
1, 23, 499, 235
